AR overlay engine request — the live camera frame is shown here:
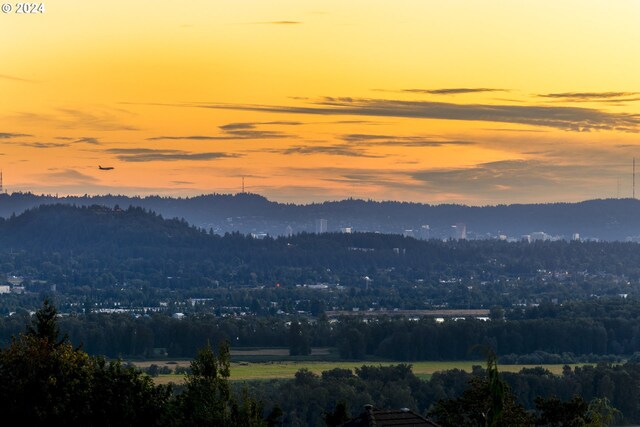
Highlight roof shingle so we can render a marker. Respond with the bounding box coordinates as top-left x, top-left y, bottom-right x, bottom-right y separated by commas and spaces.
341, 405, 441, 427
